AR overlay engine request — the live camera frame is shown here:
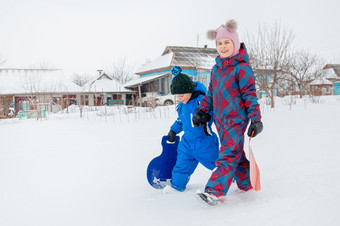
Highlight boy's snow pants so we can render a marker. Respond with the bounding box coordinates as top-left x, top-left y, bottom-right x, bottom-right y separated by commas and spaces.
171, 134, 219, 191
205, 123, 252, 197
